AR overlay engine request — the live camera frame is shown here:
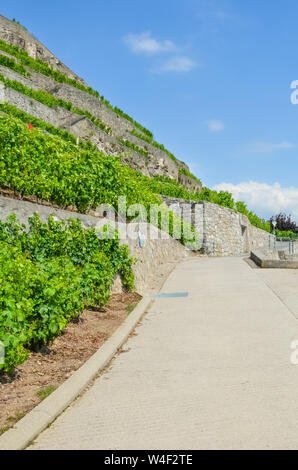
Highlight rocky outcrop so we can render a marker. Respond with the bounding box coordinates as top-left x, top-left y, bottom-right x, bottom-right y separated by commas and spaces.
0, 14, 87, 85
